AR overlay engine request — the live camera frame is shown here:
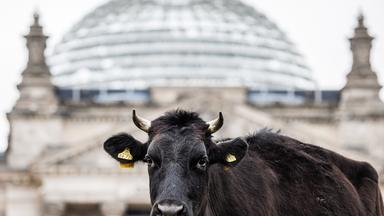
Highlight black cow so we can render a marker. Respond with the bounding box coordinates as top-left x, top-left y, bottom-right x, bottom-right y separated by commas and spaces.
104, 110, 384, 216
